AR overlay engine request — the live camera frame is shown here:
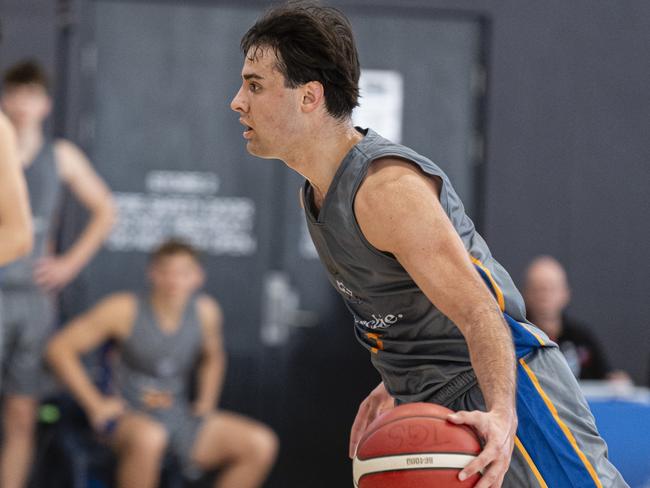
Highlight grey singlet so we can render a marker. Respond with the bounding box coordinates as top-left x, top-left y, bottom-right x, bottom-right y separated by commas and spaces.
302, 128, 552, 405
1, 140, 61, 288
